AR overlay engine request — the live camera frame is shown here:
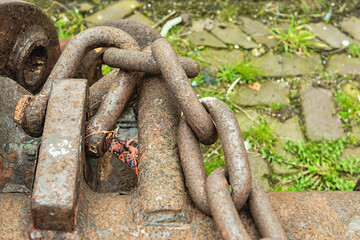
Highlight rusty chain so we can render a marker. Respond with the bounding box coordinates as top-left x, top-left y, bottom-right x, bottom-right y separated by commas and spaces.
9, 9, 288, 238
